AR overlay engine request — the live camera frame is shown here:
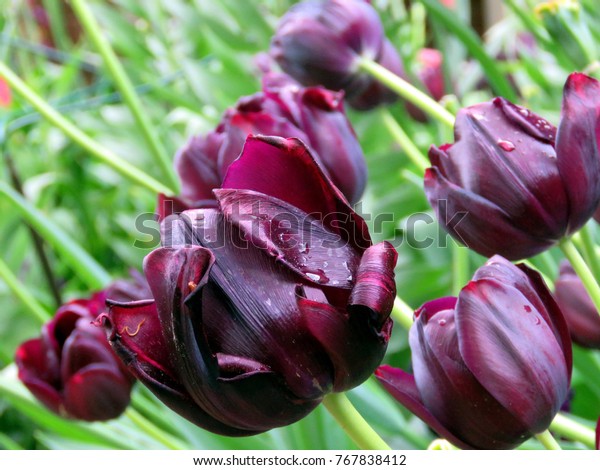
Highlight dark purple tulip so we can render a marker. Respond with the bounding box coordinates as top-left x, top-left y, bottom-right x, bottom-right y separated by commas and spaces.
554, 260, 600, 349
271, 0, 404, 110
426, 73, 600, 260
160, 73, 367, 220
377, 256, 572, 449
594, 206, 600, 224
101, 135, 396, 436
405, 49, 445, 122
15, 288, 140, 421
